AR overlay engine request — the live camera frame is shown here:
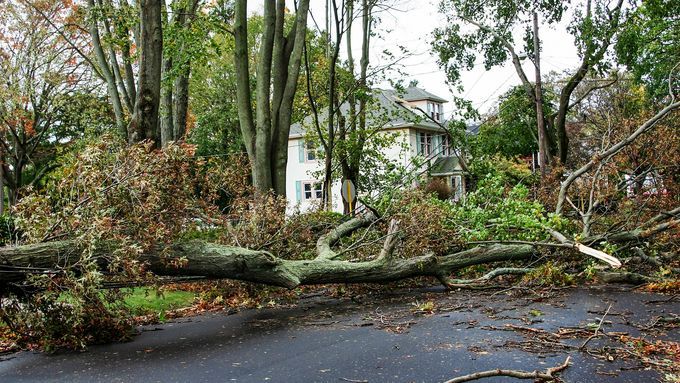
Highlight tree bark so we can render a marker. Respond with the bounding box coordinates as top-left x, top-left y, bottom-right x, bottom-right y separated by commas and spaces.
160, 9, 175, 148
128, 0, 163, 146
0, 240, 534, 289
173, 69, 190, 140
